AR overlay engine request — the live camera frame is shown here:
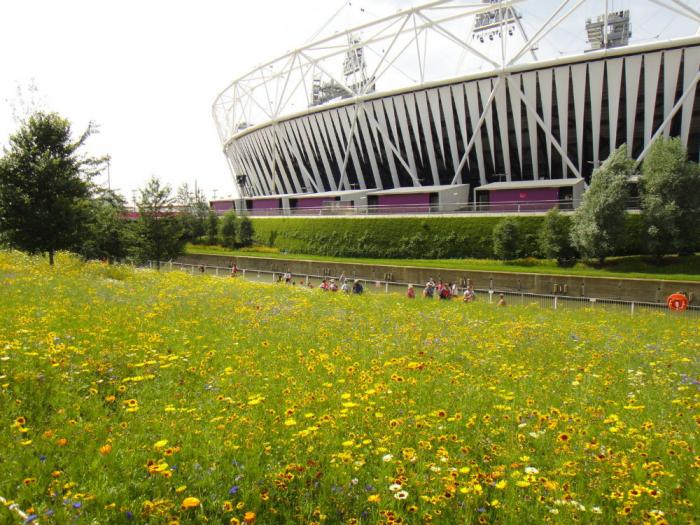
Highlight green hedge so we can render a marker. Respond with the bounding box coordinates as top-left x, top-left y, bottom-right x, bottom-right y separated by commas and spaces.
250, 214, 648, 259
